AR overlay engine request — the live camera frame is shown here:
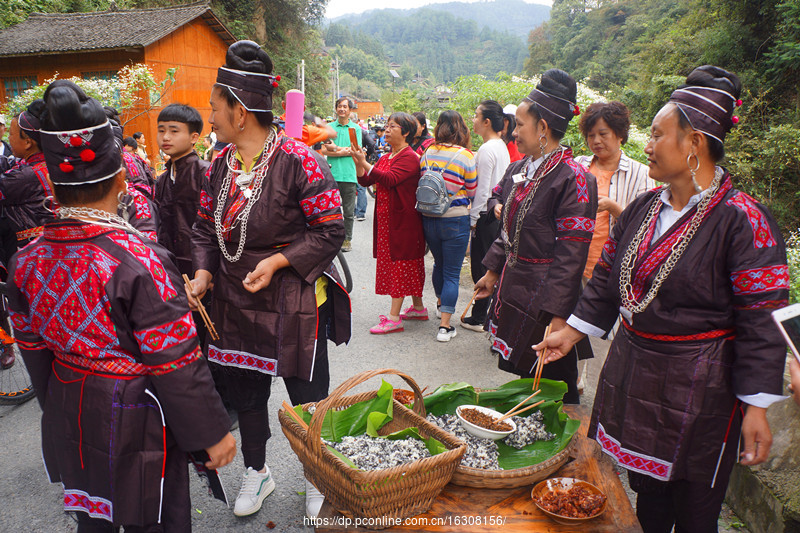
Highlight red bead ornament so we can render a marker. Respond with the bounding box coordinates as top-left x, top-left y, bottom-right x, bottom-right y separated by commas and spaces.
59, 161, 74, 173
272, 81, 279, 88
80, 149, 96, 162
573, 105, 580, 116
275, 75, 281, 81
732, 116, 740, 124
69, 135, 83, 147
736, 99, 743, 107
